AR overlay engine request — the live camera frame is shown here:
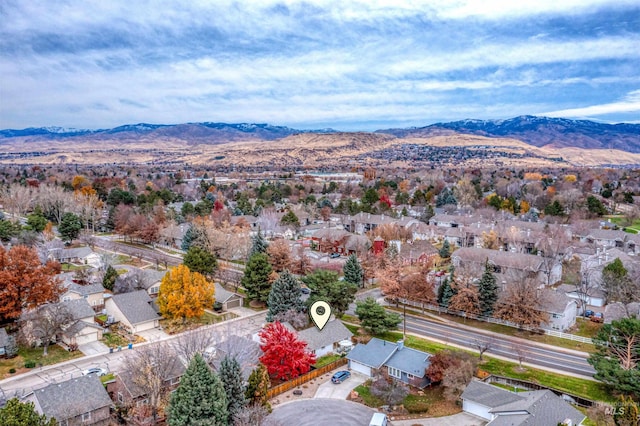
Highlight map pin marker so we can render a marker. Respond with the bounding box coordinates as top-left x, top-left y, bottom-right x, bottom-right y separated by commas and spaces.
310, 301, 331, 330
